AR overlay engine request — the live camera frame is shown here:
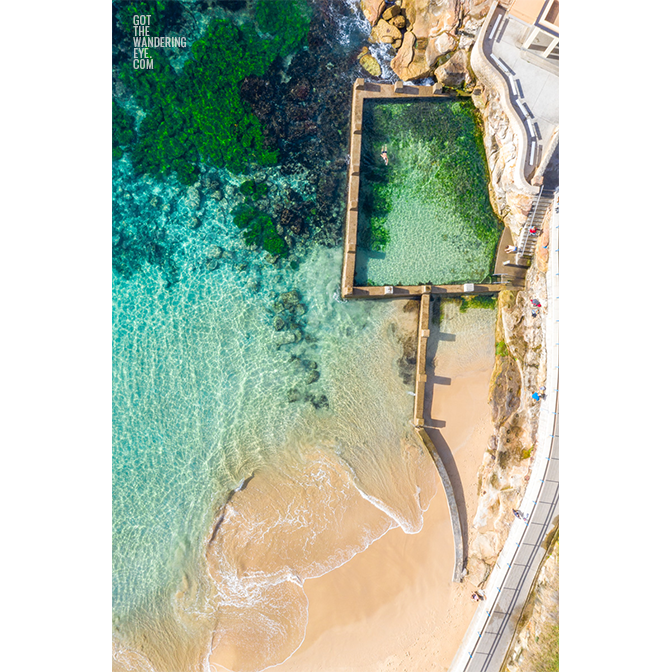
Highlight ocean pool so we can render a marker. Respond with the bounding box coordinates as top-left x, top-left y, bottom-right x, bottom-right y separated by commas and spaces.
355, 99, 503, 286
